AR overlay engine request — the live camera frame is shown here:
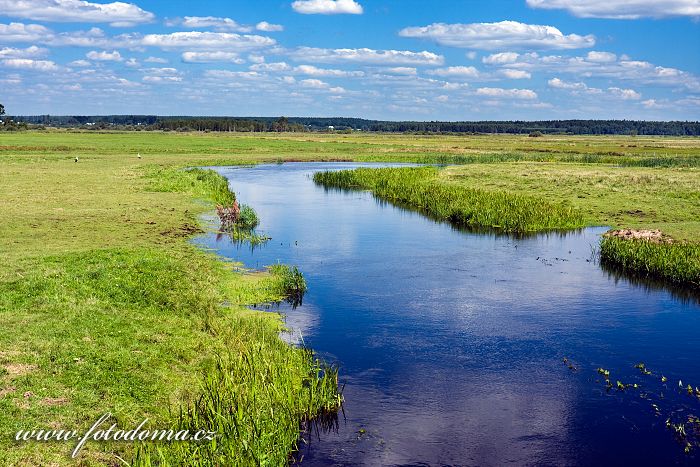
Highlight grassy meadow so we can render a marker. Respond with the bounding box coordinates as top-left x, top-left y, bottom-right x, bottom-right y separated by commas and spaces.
0, 130, 698, 464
